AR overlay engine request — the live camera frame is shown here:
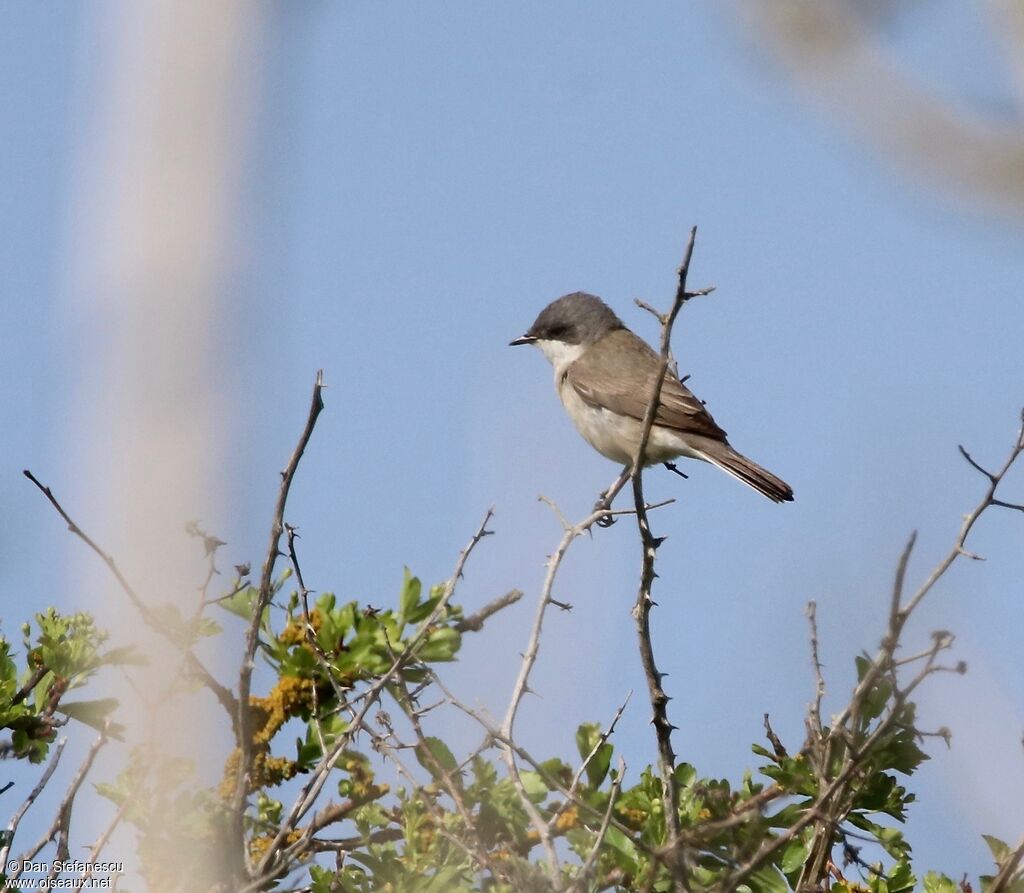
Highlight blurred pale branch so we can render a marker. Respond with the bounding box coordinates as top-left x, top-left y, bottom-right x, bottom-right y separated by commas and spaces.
737, 0, 1024, 212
